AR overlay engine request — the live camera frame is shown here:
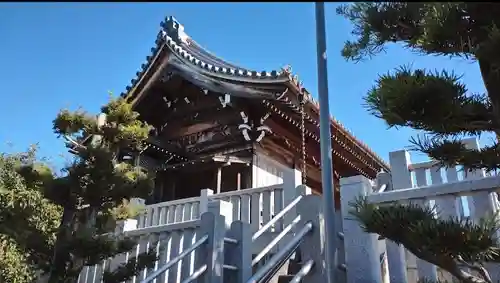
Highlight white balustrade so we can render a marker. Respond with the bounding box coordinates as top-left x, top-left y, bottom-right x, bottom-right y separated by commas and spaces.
78, 219, 200, 283
341, 137, 500, 283
136, 184, 285, 233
